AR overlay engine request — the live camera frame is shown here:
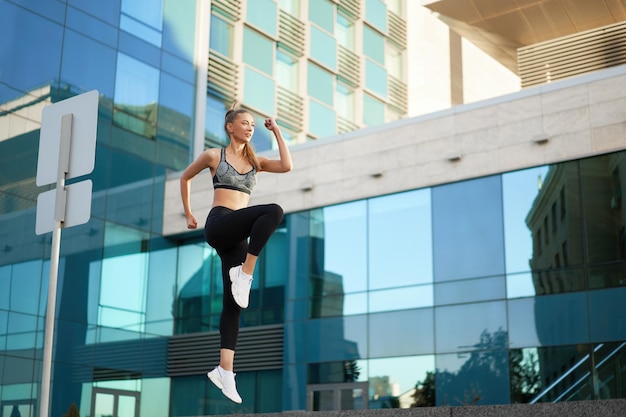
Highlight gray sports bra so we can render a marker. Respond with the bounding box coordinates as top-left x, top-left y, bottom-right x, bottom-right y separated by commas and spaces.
212, 148, 257, 195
